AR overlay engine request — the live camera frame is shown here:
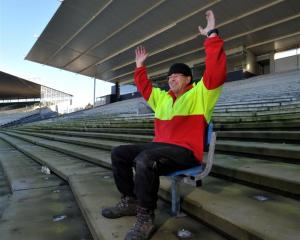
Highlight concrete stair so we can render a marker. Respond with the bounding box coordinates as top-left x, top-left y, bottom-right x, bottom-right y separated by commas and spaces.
1, 69, 300, 239
20, 109, 300, 129
0, 133, 228, 240
15, 128, 300, 143
0, 153, 11, 219
0, 138, 92, 240
10, 128, 300, 163
1, 114, 300, 239
4, 129, 300, 198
